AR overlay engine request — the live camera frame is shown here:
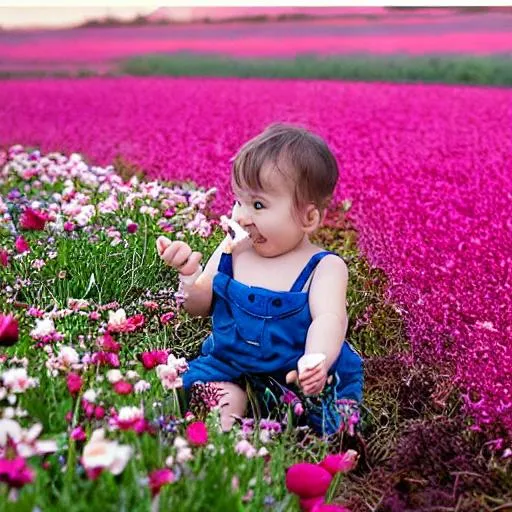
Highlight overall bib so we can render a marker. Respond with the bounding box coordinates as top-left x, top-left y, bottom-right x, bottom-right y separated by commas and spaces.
183, 250, 364, 435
